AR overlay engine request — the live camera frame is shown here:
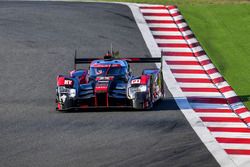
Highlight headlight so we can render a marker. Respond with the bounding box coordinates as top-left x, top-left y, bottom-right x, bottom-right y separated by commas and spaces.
129, 85, 147, 93
69, 89, 76, 97
128, 85, 147, 99
137, 85, 147, 92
